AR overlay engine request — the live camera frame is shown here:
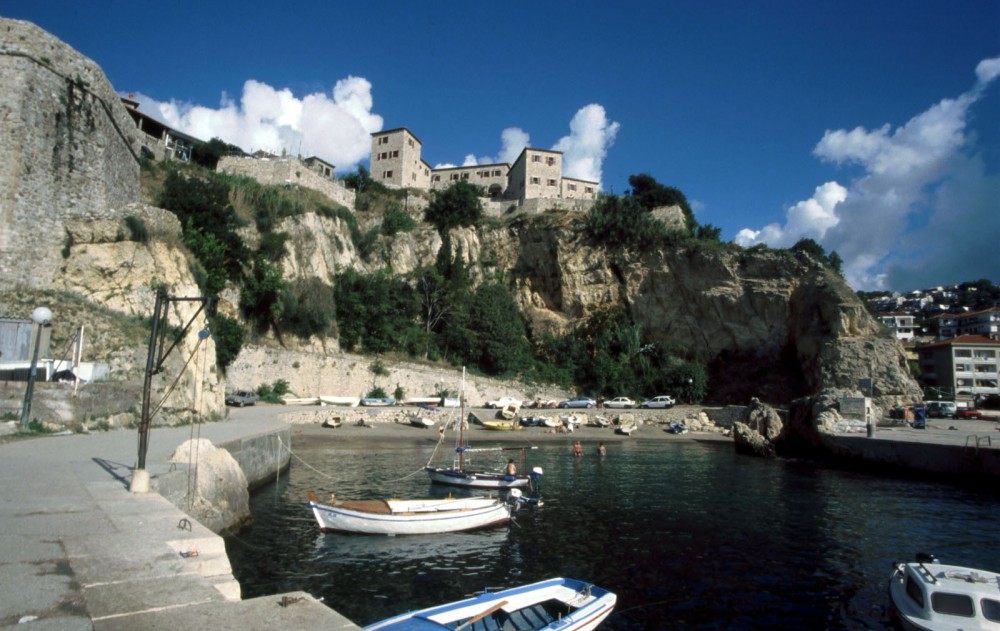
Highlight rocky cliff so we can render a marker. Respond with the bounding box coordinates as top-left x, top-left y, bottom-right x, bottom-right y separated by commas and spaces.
0, 19, 921, 430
